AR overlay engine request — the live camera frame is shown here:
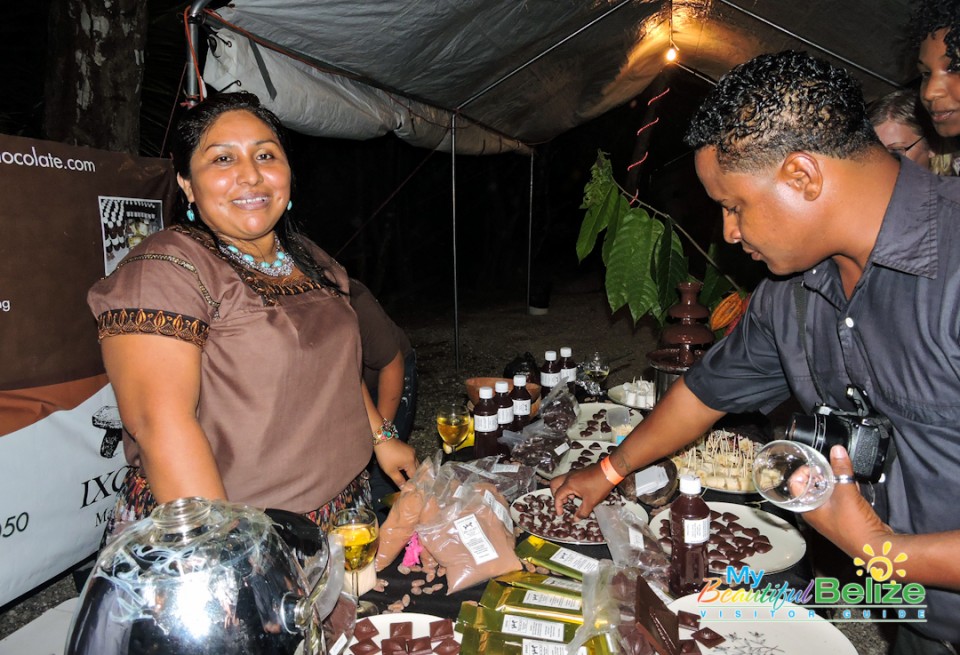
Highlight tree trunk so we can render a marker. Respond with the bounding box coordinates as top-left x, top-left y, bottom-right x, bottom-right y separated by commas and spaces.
43, 0, 148, 153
